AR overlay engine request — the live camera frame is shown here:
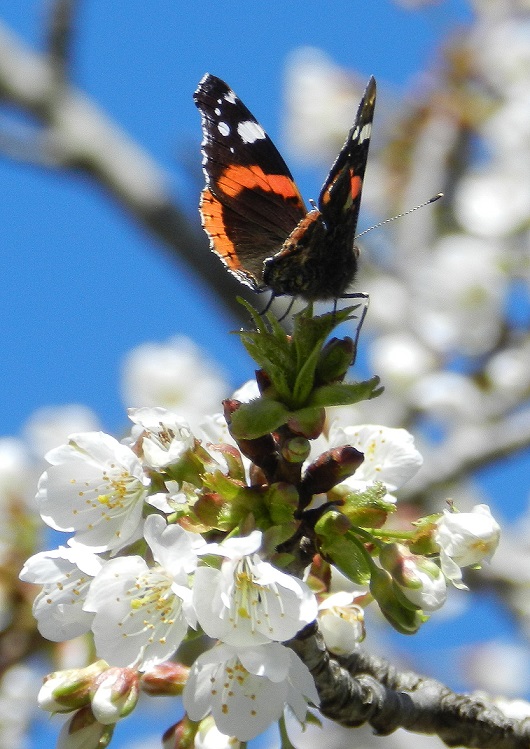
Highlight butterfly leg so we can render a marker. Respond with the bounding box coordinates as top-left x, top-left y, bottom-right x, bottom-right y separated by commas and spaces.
339, 292, 370, 365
